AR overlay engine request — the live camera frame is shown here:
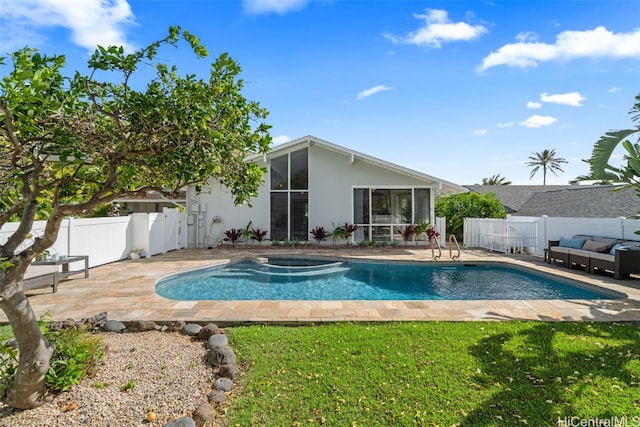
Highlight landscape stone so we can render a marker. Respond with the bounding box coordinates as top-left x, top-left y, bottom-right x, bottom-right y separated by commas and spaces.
163, 417, 196, 427
213, 377, 233, 392
217, 363, 241, 380
192, 402, 214, 426
126, 320, 158, 332
197, 323, 221, 340
206, 334, 228, 349
181, 323, 202, 336
206, 345, 236, 366
207, 389, 227, 405
103, 319, 126, 332
167, 320, 186, 332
